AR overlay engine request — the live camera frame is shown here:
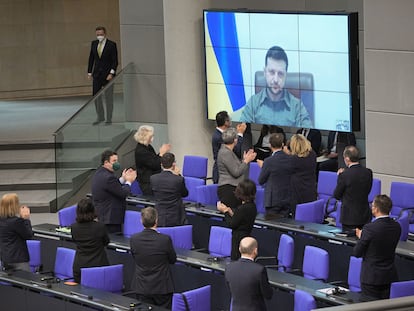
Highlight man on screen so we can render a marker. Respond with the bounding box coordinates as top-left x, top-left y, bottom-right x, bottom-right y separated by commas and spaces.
240, 46, 312, 127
